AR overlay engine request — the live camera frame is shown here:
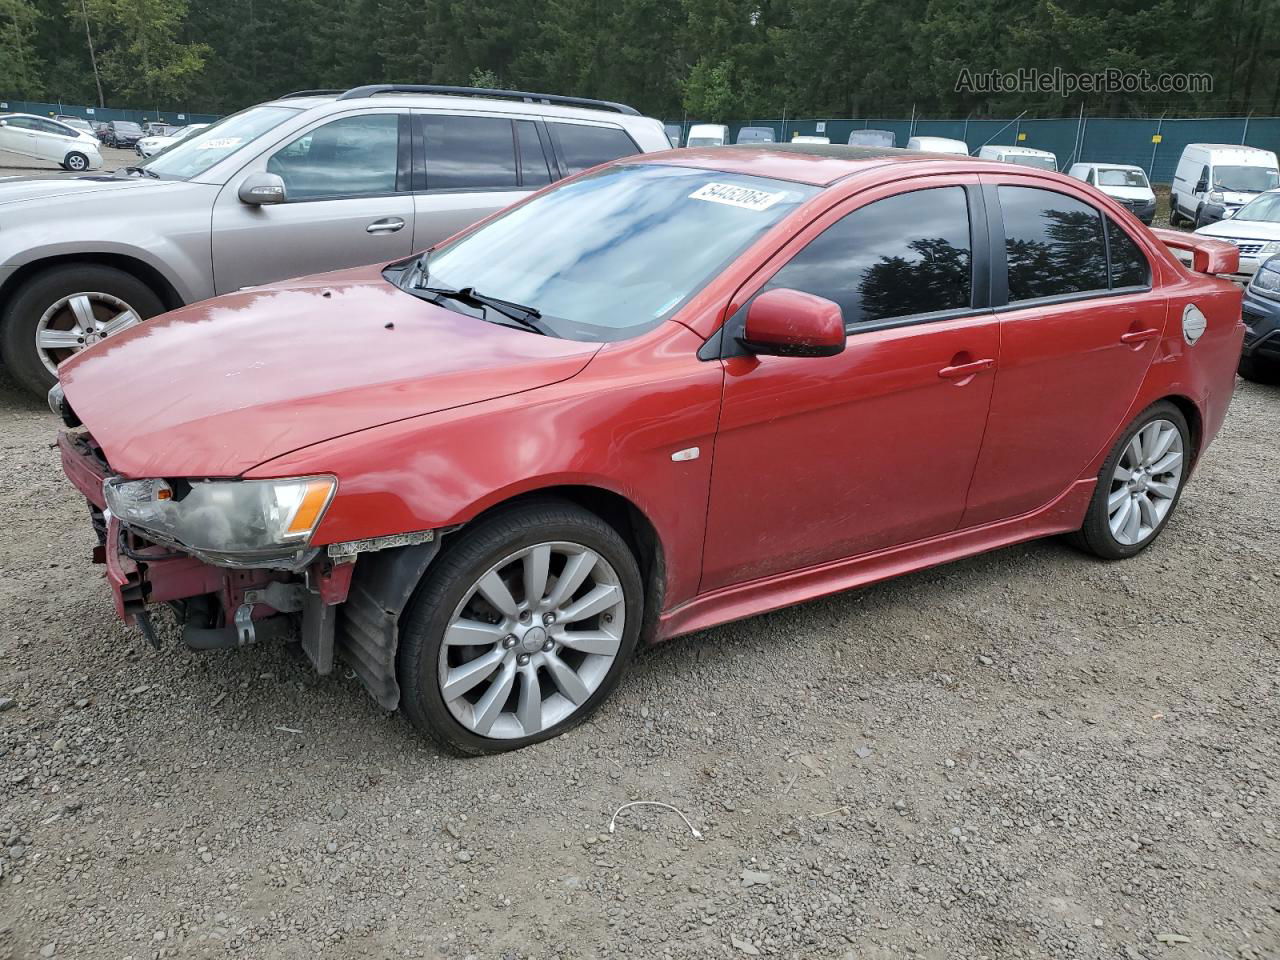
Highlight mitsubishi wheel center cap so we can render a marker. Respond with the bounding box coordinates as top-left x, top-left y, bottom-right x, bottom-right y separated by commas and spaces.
520, 626, 547, 653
